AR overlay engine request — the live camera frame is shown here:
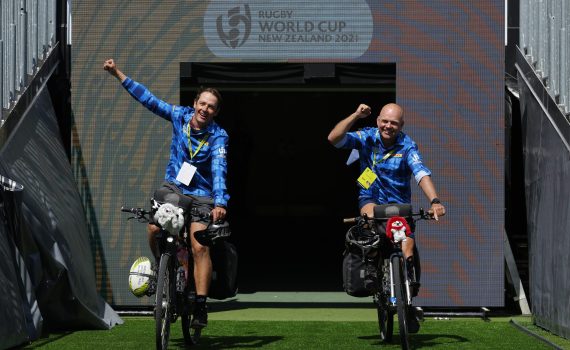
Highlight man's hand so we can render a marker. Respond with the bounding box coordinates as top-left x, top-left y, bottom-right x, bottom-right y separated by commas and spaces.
211, 206, 227, 222
429, 203, 446, 221
354, 104, 372, 119
103, 58, 126, 81
103, 58, 117, 75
